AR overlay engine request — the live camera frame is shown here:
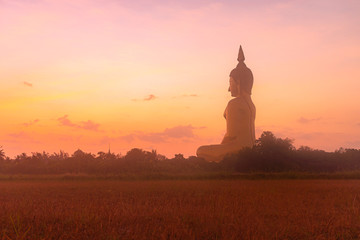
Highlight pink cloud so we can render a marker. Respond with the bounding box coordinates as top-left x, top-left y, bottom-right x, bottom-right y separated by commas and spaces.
22, 119, 39, 127
297, 117, 322, 124
102, 125, 200, 144
137, 133, 165, 143
5, 132, 41, 144
132, 94, 157, 102
80, 120, 100, 131
144, 94, 156, 101
172, 94, 198, 99
57, 115, 100, 131
120, 134, 136, 142
163, 125, 195, 138
259, 126, 360, 151
23, 81, 33, 87
57, 115, 77, 127
7, 132, 28, 138
345, 140, 360, 147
